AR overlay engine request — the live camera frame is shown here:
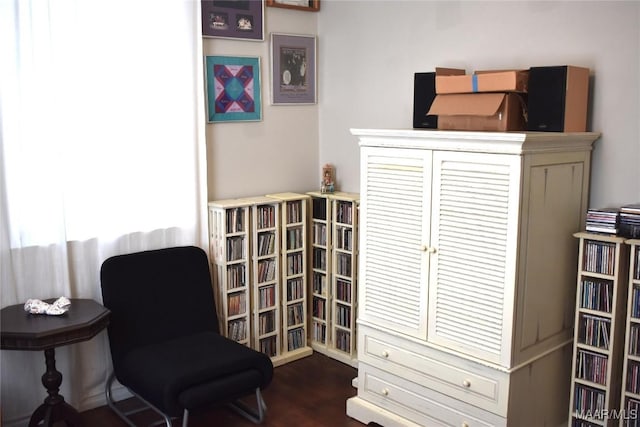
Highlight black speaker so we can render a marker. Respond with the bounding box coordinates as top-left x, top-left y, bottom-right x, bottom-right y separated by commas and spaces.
413, 72, 438, 129
526, 65, 589, 132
